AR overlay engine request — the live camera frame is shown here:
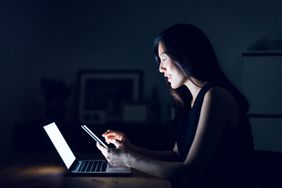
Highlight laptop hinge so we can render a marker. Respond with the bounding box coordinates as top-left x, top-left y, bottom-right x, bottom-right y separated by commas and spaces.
69, 159, 81, 172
